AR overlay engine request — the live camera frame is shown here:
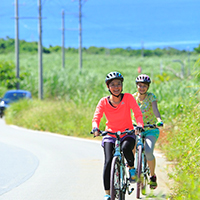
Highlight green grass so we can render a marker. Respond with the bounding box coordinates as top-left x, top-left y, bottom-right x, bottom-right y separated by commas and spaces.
164, 103, 200, 200
5, 99, 96, 137
1, 51, 200, 199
